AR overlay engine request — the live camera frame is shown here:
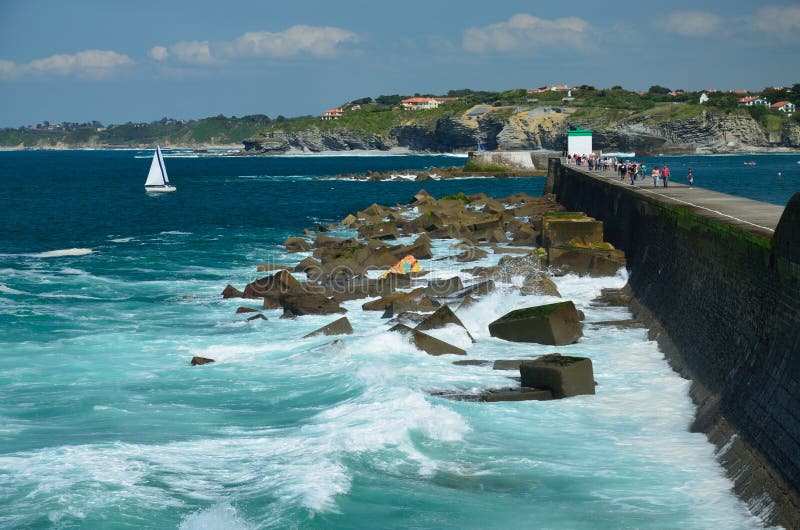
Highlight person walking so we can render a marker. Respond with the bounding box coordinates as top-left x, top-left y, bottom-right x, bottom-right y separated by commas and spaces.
687, 167, 694, 187
652, 165, 660, 187
662, 165, 670, 188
